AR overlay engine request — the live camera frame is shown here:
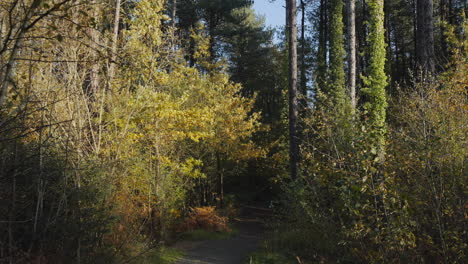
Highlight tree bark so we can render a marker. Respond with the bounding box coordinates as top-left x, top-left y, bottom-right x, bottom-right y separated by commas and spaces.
412, 0, 417, 69
216, 152, 224, 207
347, 0, 356, 109
416, 0, 435, 73
172, 0, 177, 28
0, 16, 5, 55
316, 0, 327, 94
300, 0, 307, 102
89, 14, 100, 97
285, 0, 290, 39
439, 0, 449, 63
288, 0, 299, 180
108, 0, 121, 85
